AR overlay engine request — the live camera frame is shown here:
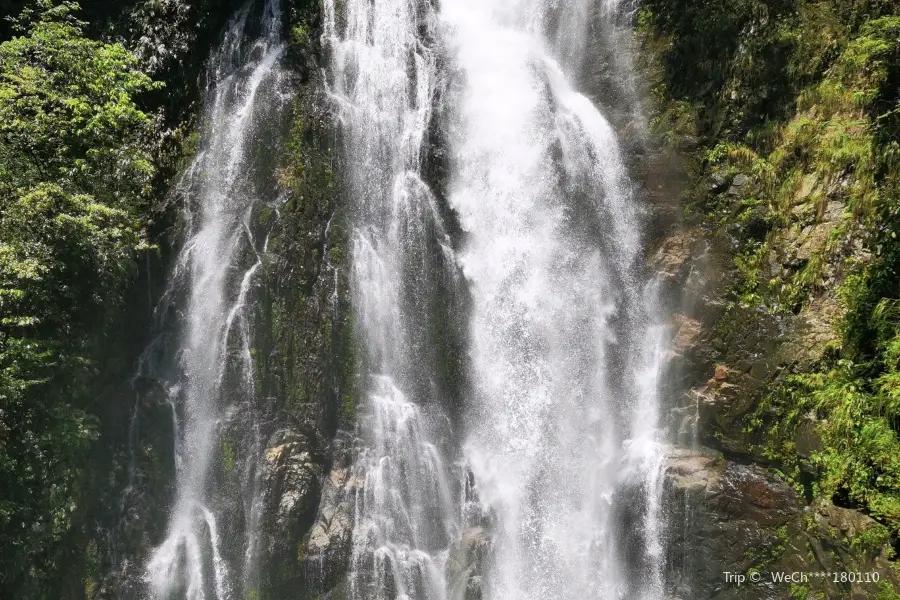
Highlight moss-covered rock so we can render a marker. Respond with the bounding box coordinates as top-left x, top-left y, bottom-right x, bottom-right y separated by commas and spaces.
665, 449, 900, 599
639, 0, 900, 595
